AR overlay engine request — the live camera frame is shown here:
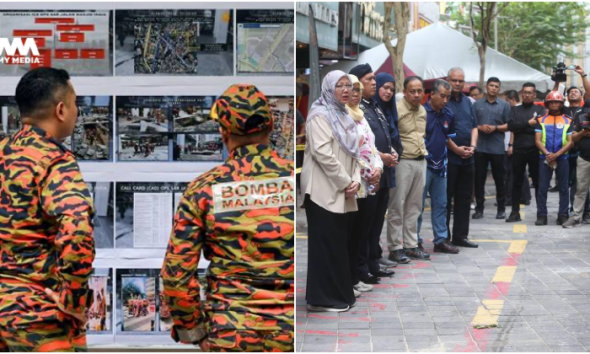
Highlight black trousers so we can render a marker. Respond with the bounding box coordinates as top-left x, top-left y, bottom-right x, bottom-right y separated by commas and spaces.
350, 197, 372, 283
511, 150, 539, 213
305, 195, 355, 307
356, 187, 389, 276
505, 155, 531, 205
475, 152, 505, 213
447, 163, 473, 242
